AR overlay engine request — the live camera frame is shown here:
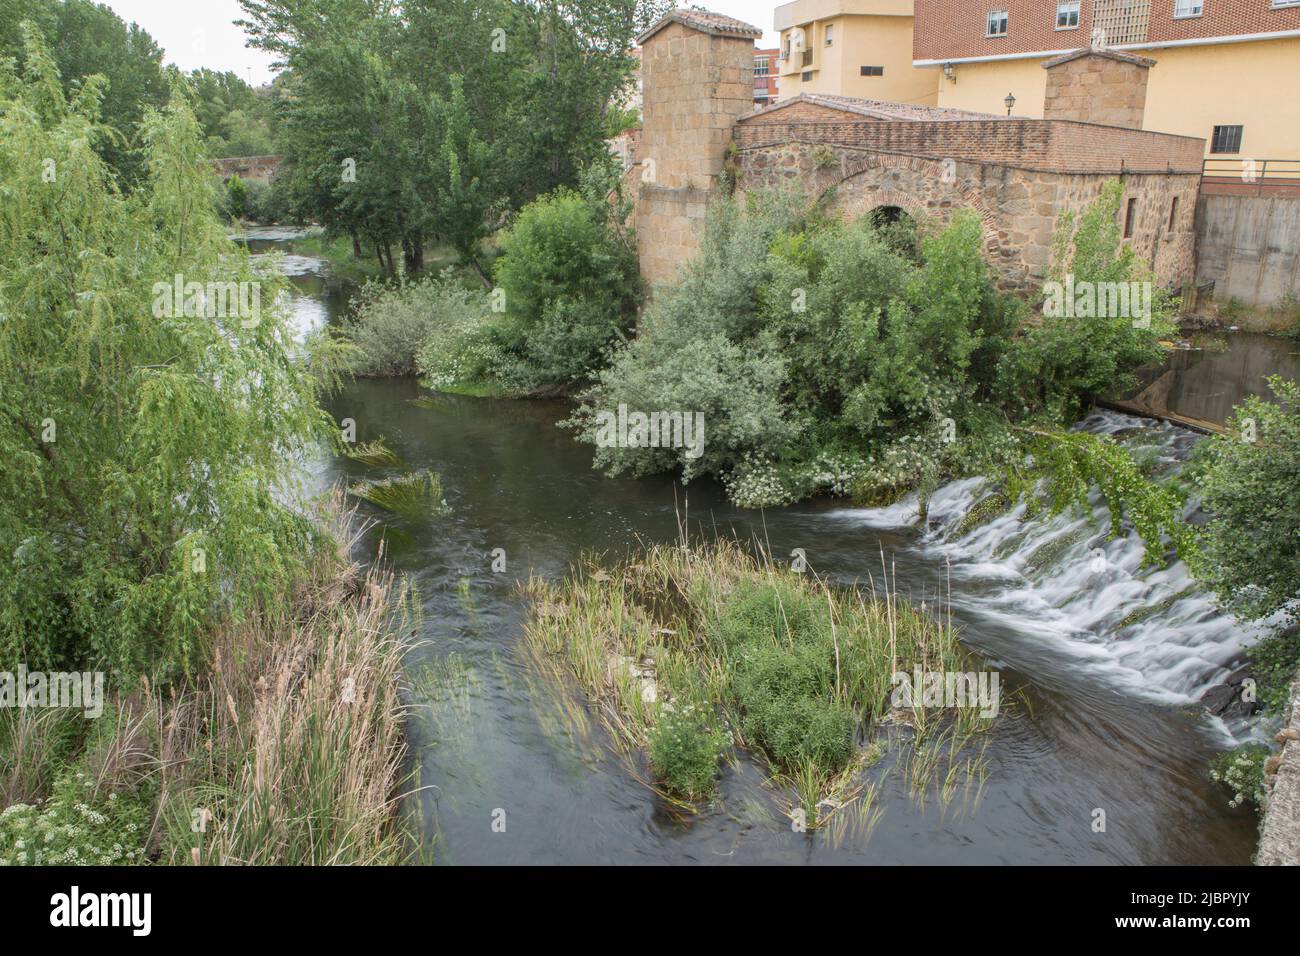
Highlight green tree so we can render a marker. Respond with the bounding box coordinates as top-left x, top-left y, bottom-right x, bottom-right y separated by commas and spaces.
1191, 377, 1300, 627
0, 0, 170, 183
492, 187, 640, 389
0, 27, 350, 677
238, 0, 665, 273
226, 173, 249, 218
